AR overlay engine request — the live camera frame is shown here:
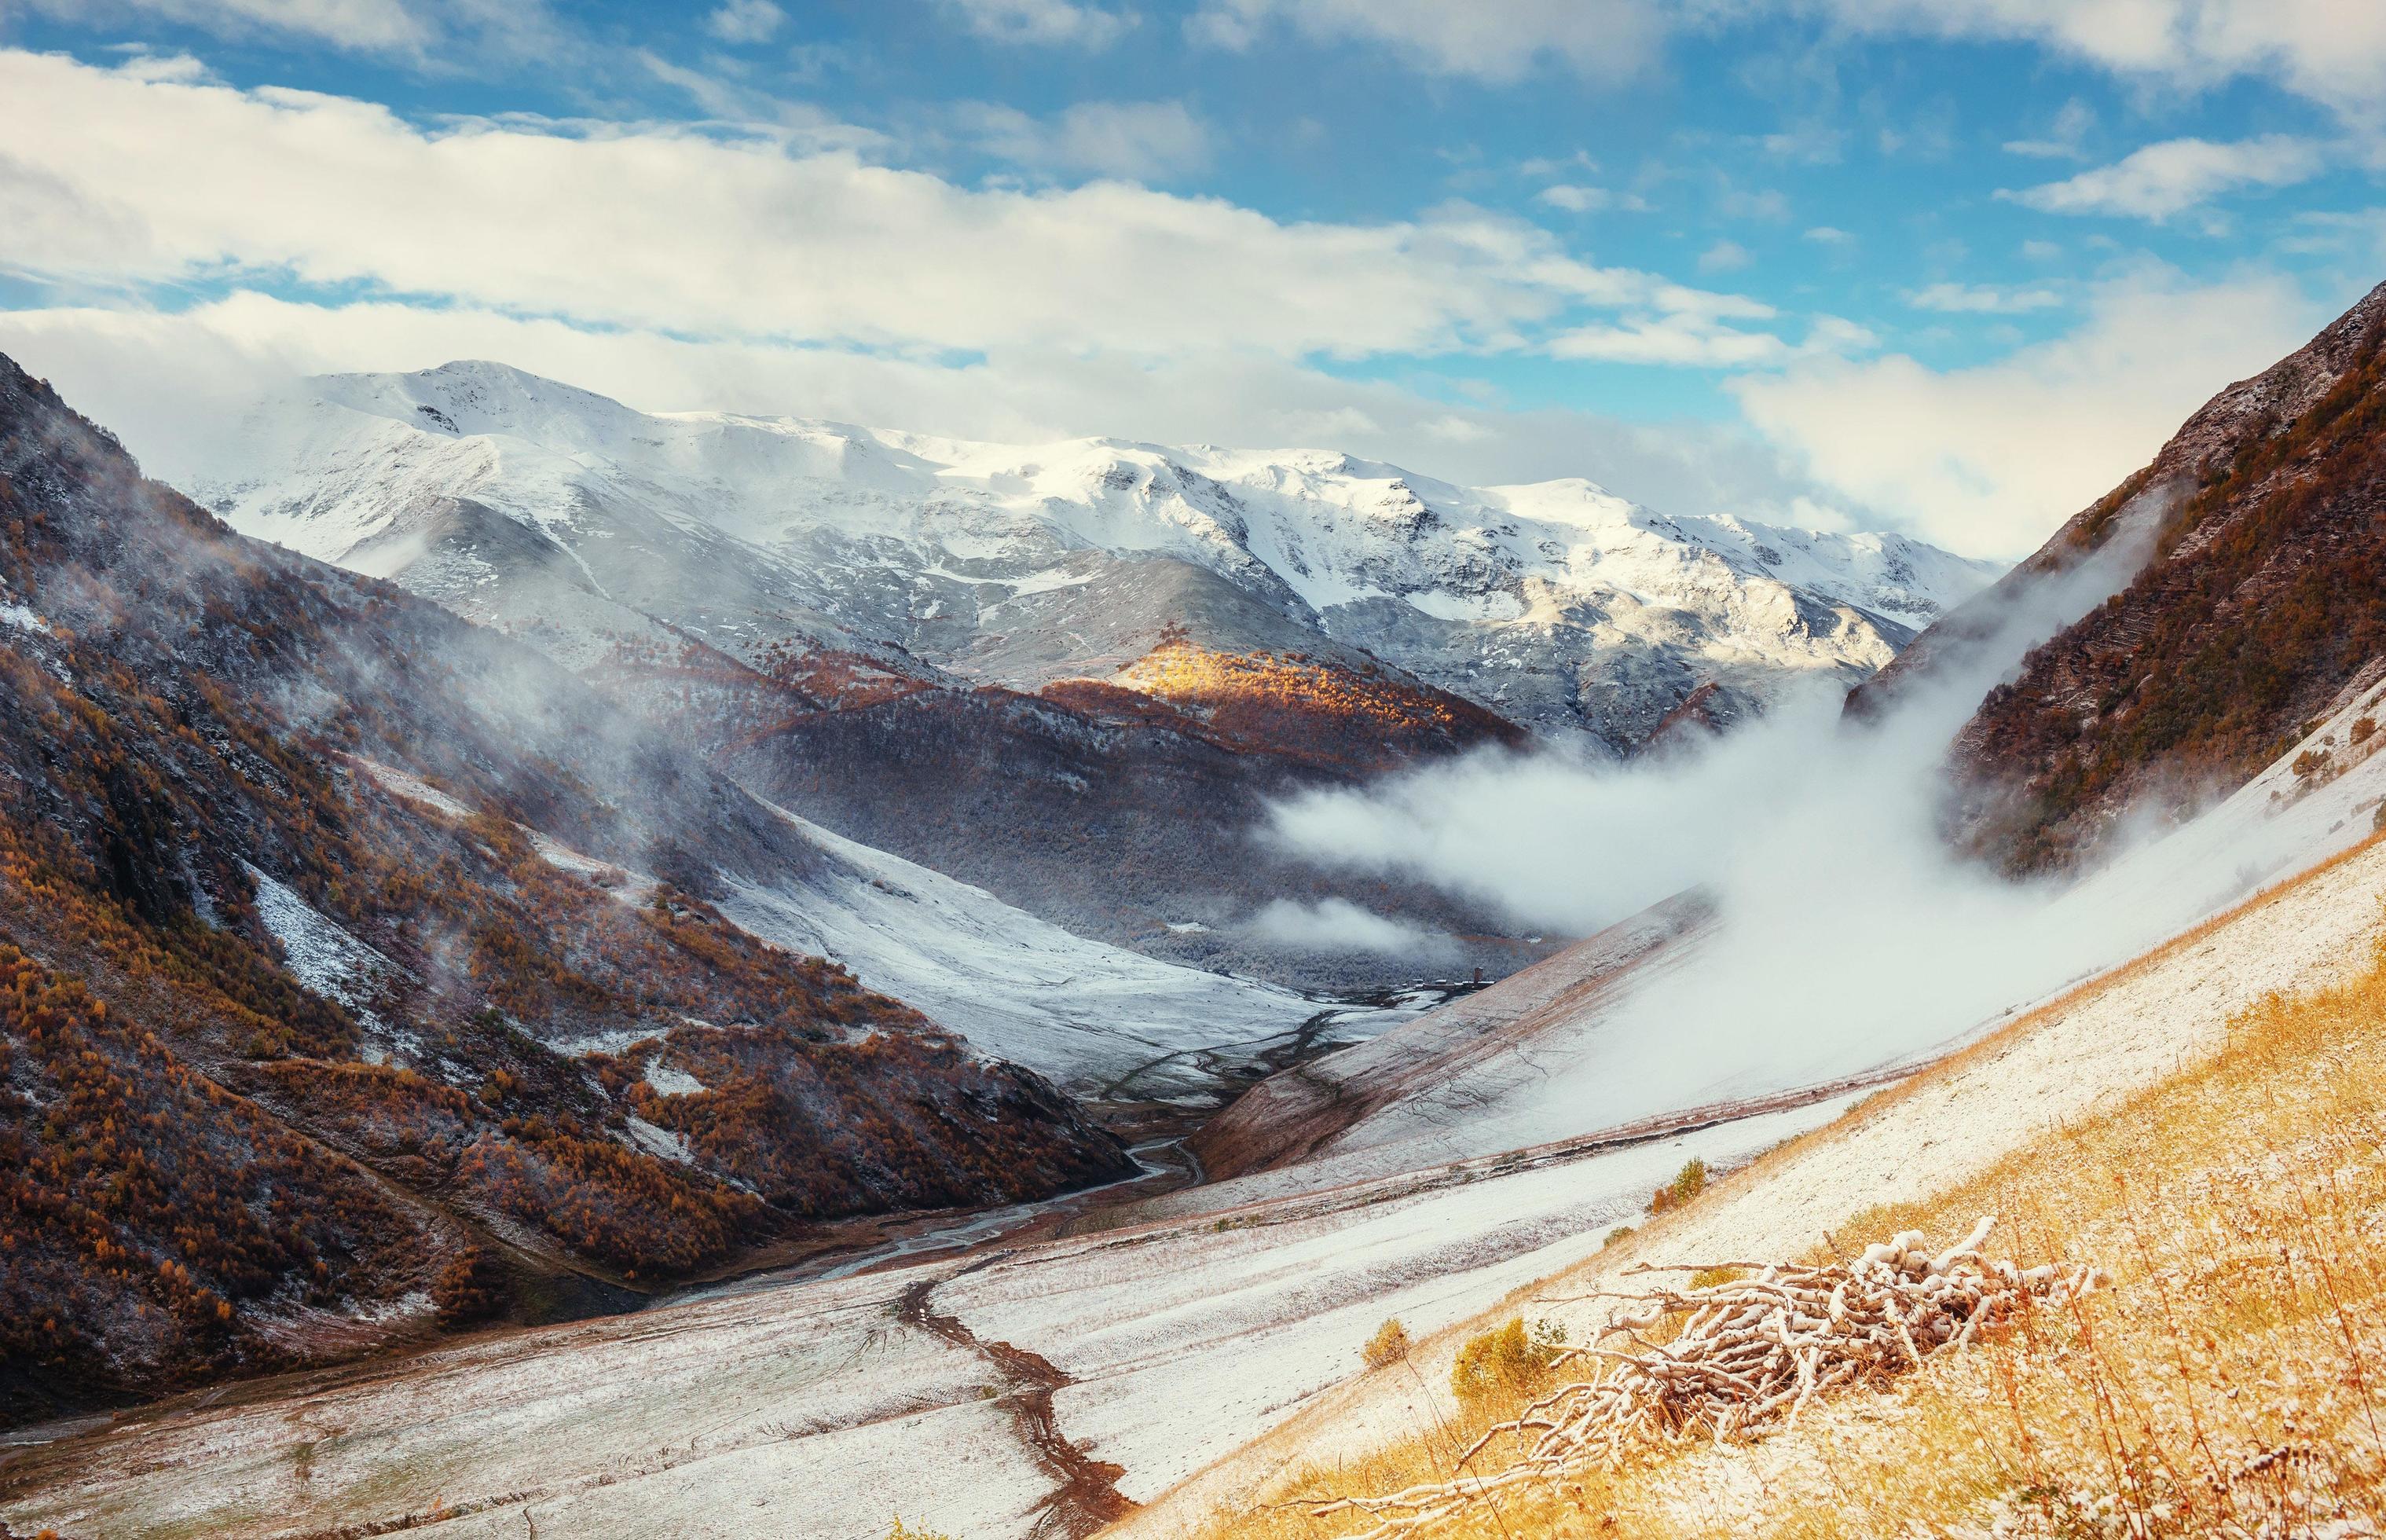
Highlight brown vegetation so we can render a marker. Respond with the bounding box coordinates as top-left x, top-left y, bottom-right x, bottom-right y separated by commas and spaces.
1937, 282, 2386, 871
0, 350, 1130, 1424
1191, 919, 2386, 1540
1095, 638, 1522, 774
